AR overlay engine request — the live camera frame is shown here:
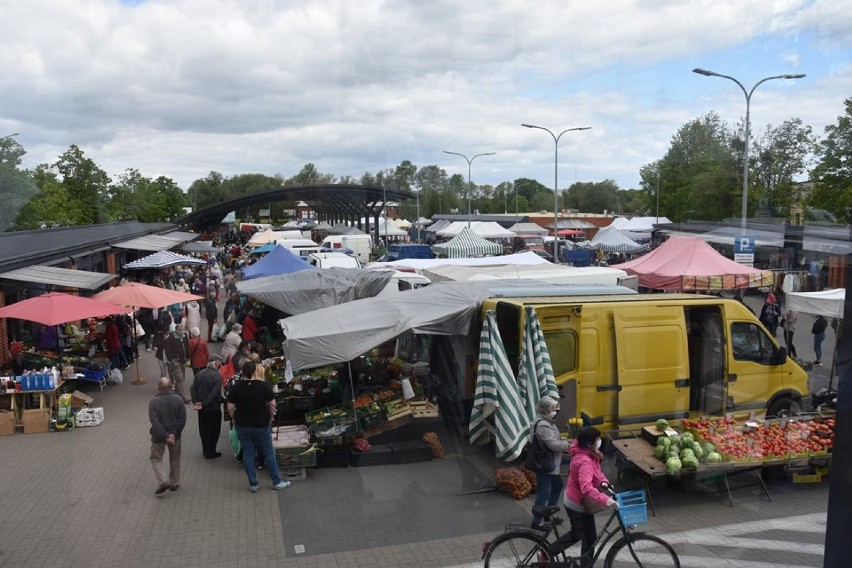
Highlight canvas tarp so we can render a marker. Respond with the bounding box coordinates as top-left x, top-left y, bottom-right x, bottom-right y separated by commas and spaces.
241, 245, 315, 280
280, 282, 491, 370
370, 250, 549, 271
124, 250, 207, 269
508, 222, 549, 236
420, 263, 628, 287
436, 221, 516, 239
238, 267, 393, 315
785, 288, 845, 319
432, 227, 504, 258
618, 236, 773, 291
587, 225, 649, 253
